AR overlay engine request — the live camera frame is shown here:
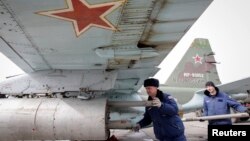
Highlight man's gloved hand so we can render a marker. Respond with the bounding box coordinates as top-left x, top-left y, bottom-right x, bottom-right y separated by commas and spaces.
199, 119, 205, 122
132, 124, 140, 132
245, 109, 250, 117
152, 97, 162, 108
